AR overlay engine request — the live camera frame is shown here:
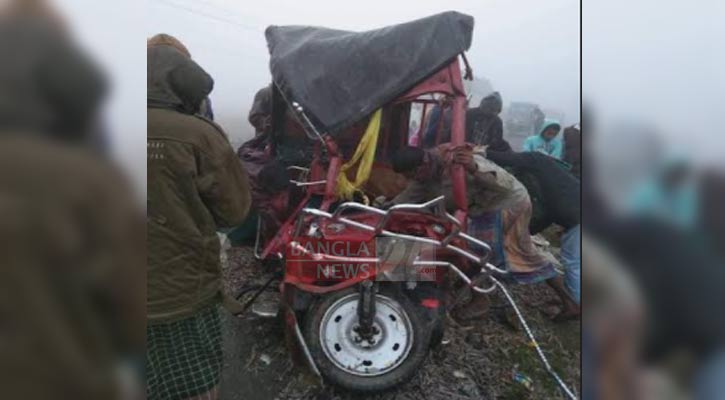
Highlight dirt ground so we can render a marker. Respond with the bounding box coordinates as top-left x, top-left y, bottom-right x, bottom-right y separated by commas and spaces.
219, 244, 580, 400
